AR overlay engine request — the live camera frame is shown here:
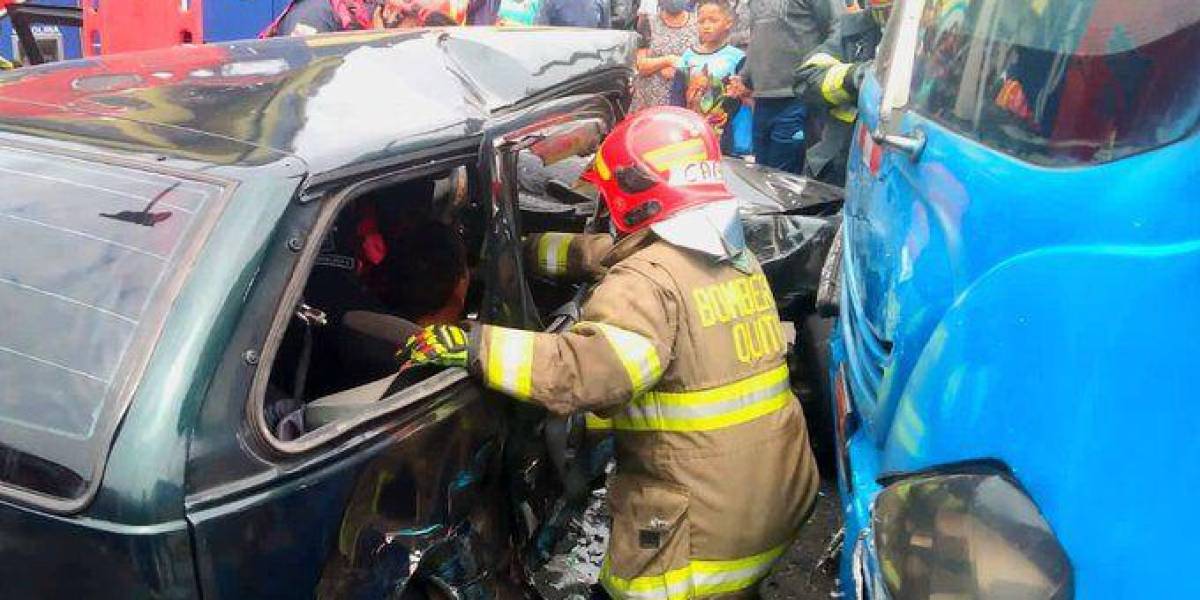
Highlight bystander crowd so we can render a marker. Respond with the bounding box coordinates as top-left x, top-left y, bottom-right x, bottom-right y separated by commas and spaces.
630, 0, 697, 111
536, 0, 611, 27
731, 0, 840, 174
669, 0, 750, 154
